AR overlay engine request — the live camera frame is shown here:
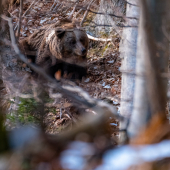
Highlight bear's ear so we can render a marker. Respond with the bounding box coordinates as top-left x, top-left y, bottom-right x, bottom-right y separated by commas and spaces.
55, 28, 65, 39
